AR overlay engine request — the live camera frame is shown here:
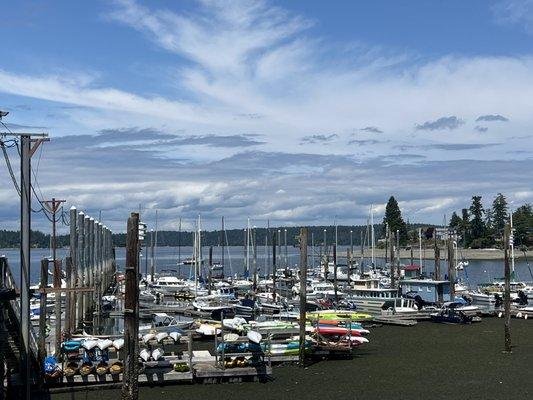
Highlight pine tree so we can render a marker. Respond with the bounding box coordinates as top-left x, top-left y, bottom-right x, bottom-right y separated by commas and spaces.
512, 204, 532, 247
382, 196, 408, 245
461, 208, 470, 246
449, 212, 462, 229
469, 196, 485, 244
491, 193, 509, 234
